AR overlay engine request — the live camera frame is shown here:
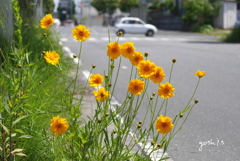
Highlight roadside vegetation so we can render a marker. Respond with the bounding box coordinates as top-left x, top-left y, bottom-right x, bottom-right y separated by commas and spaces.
1, 0, 206, 160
